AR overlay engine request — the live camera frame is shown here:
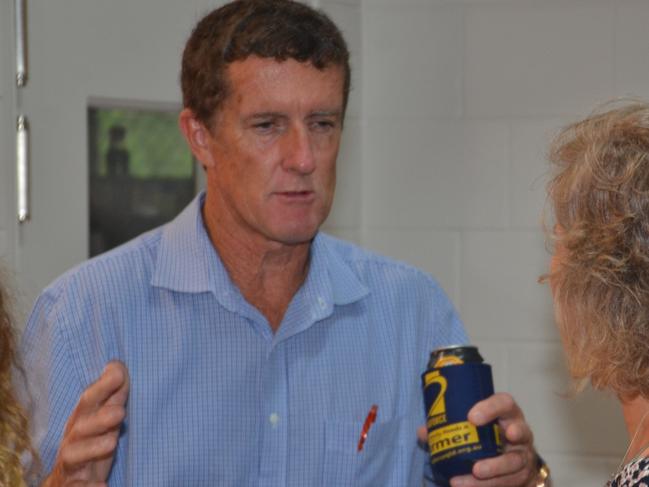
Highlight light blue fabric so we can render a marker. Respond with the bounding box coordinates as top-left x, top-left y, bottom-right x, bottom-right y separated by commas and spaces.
22, 192, 468, 486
